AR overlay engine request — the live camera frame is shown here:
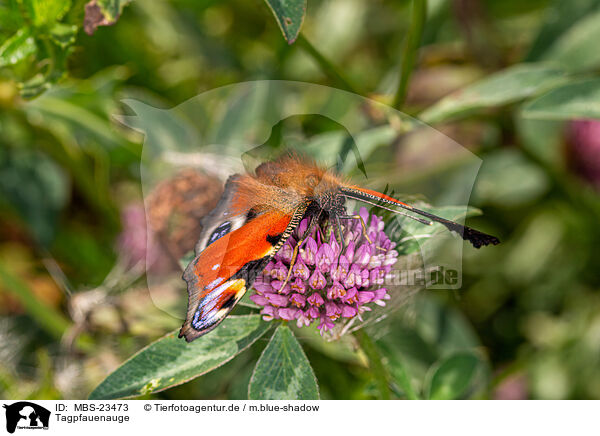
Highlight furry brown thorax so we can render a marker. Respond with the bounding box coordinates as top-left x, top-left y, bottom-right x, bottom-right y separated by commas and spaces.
232, 155, 348, 216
